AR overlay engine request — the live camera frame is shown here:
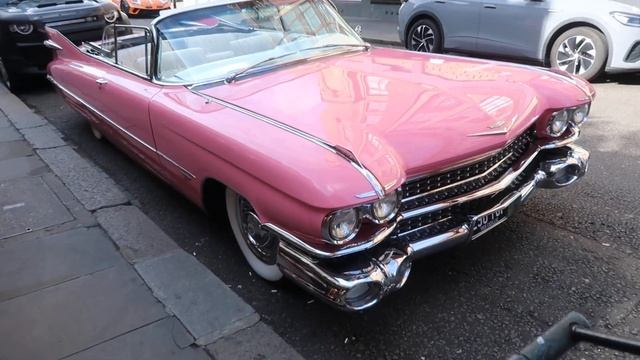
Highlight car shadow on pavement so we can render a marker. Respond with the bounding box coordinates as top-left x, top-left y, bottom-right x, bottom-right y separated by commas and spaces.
593, 72, 640, 86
